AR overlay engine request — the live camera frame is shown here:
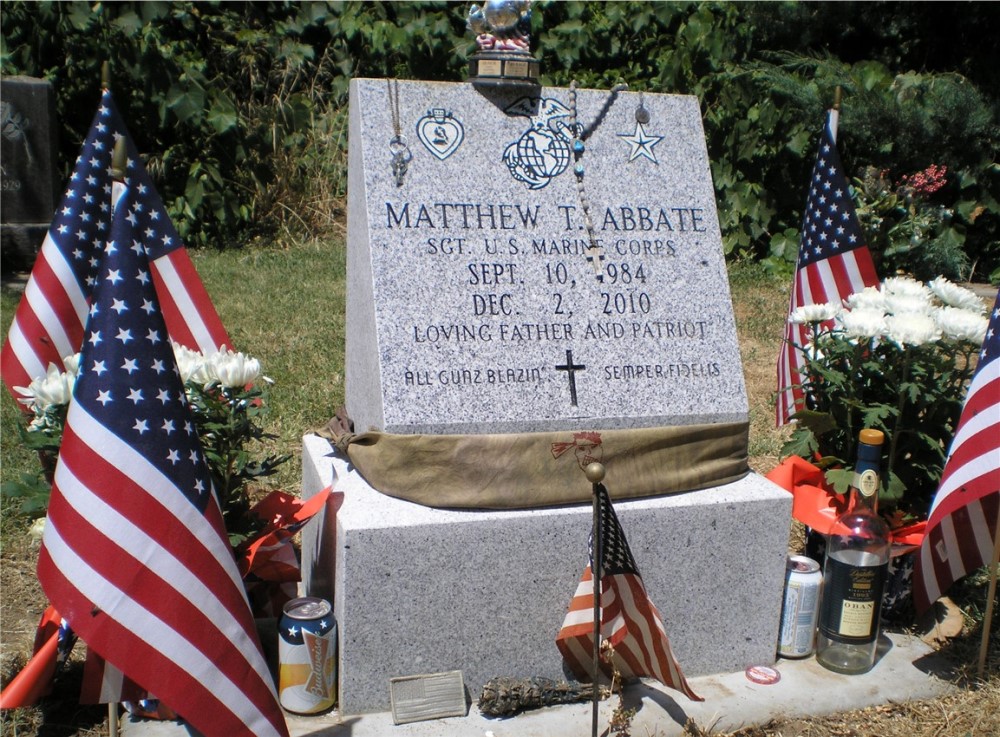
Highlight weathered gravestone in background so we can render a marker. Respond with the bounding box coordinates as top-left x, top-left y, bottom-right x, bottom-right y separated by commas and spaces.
301, 78, 791, 714
1, 76, 59, 273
